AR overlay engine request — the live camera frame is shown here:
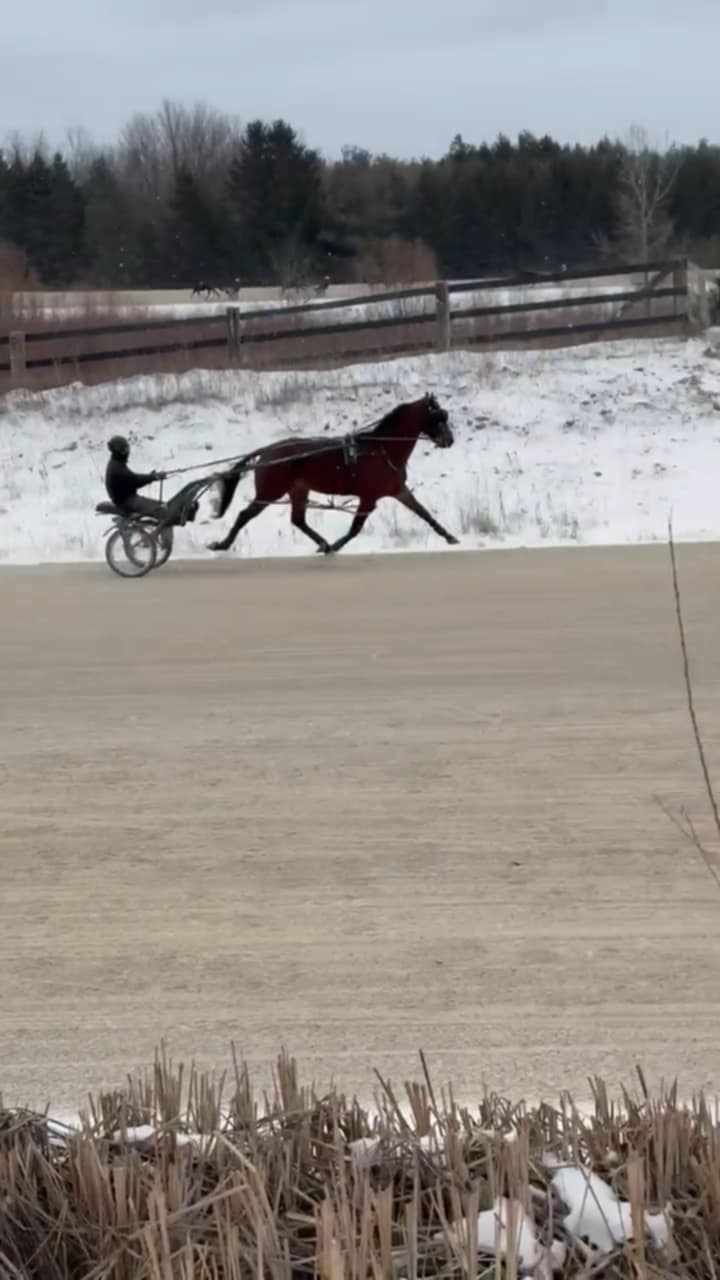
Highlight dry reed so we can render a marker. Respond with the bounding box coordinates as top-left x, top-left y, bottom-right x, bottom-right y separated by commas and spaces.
1, 1049, 719, 1277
